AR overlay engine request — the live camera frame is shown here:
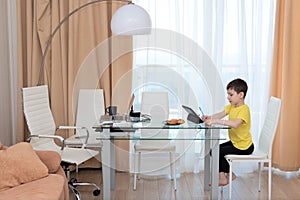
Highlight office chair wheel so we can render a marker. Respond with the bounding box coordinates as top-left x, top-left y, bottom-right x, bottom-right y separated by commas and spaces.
69, 178, 78, 183
93, 189, 101, 196
72, 178, 78, 183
